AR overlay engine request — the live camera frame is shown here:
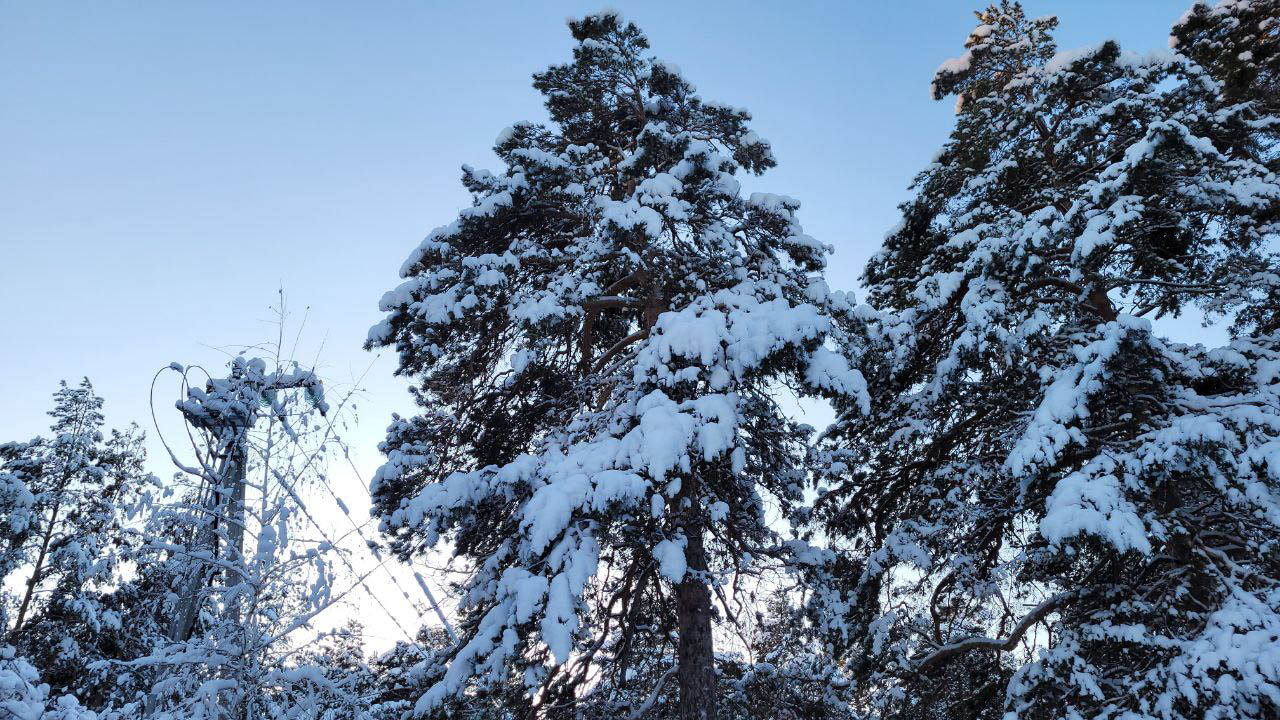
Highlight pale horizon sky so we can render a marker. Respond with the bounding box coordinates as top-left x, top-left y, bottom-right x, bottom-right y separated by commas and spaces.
0, 0, 1207, 648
